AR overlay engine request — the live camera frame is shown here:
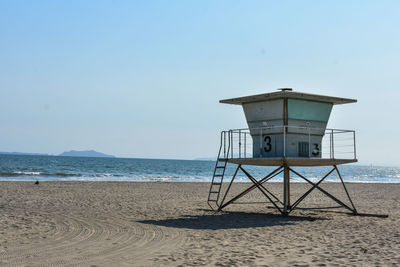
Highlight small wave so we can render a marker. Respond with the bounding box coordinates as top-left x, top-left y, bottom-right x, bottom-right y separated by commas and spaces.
0, 171, 124, 178
0, 171, 43, 177
15, 171, 42, 175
